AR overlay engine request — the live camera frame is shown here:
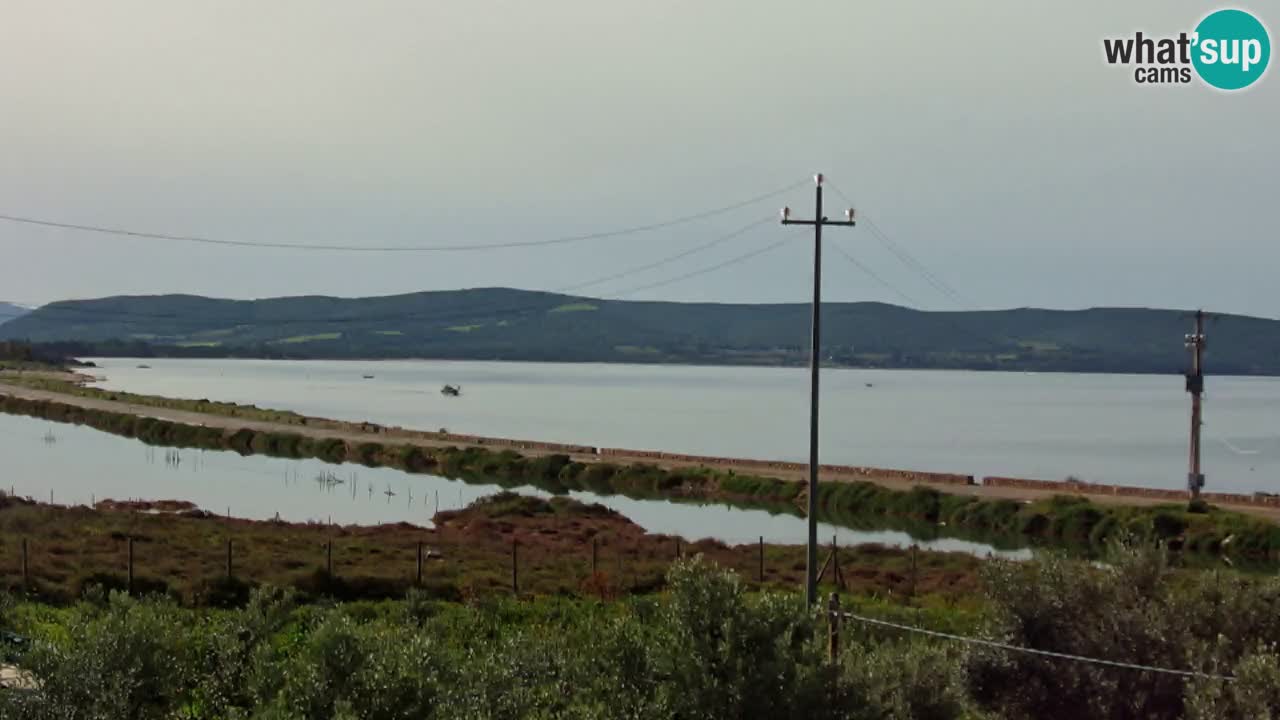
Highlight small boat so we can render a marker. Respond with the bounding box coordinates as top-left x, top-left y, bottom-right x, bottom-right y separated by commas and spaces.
441, 384, 461, 397
136, 364, 151, 369
362, 375, 375, 379
864, 383, 874, 388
